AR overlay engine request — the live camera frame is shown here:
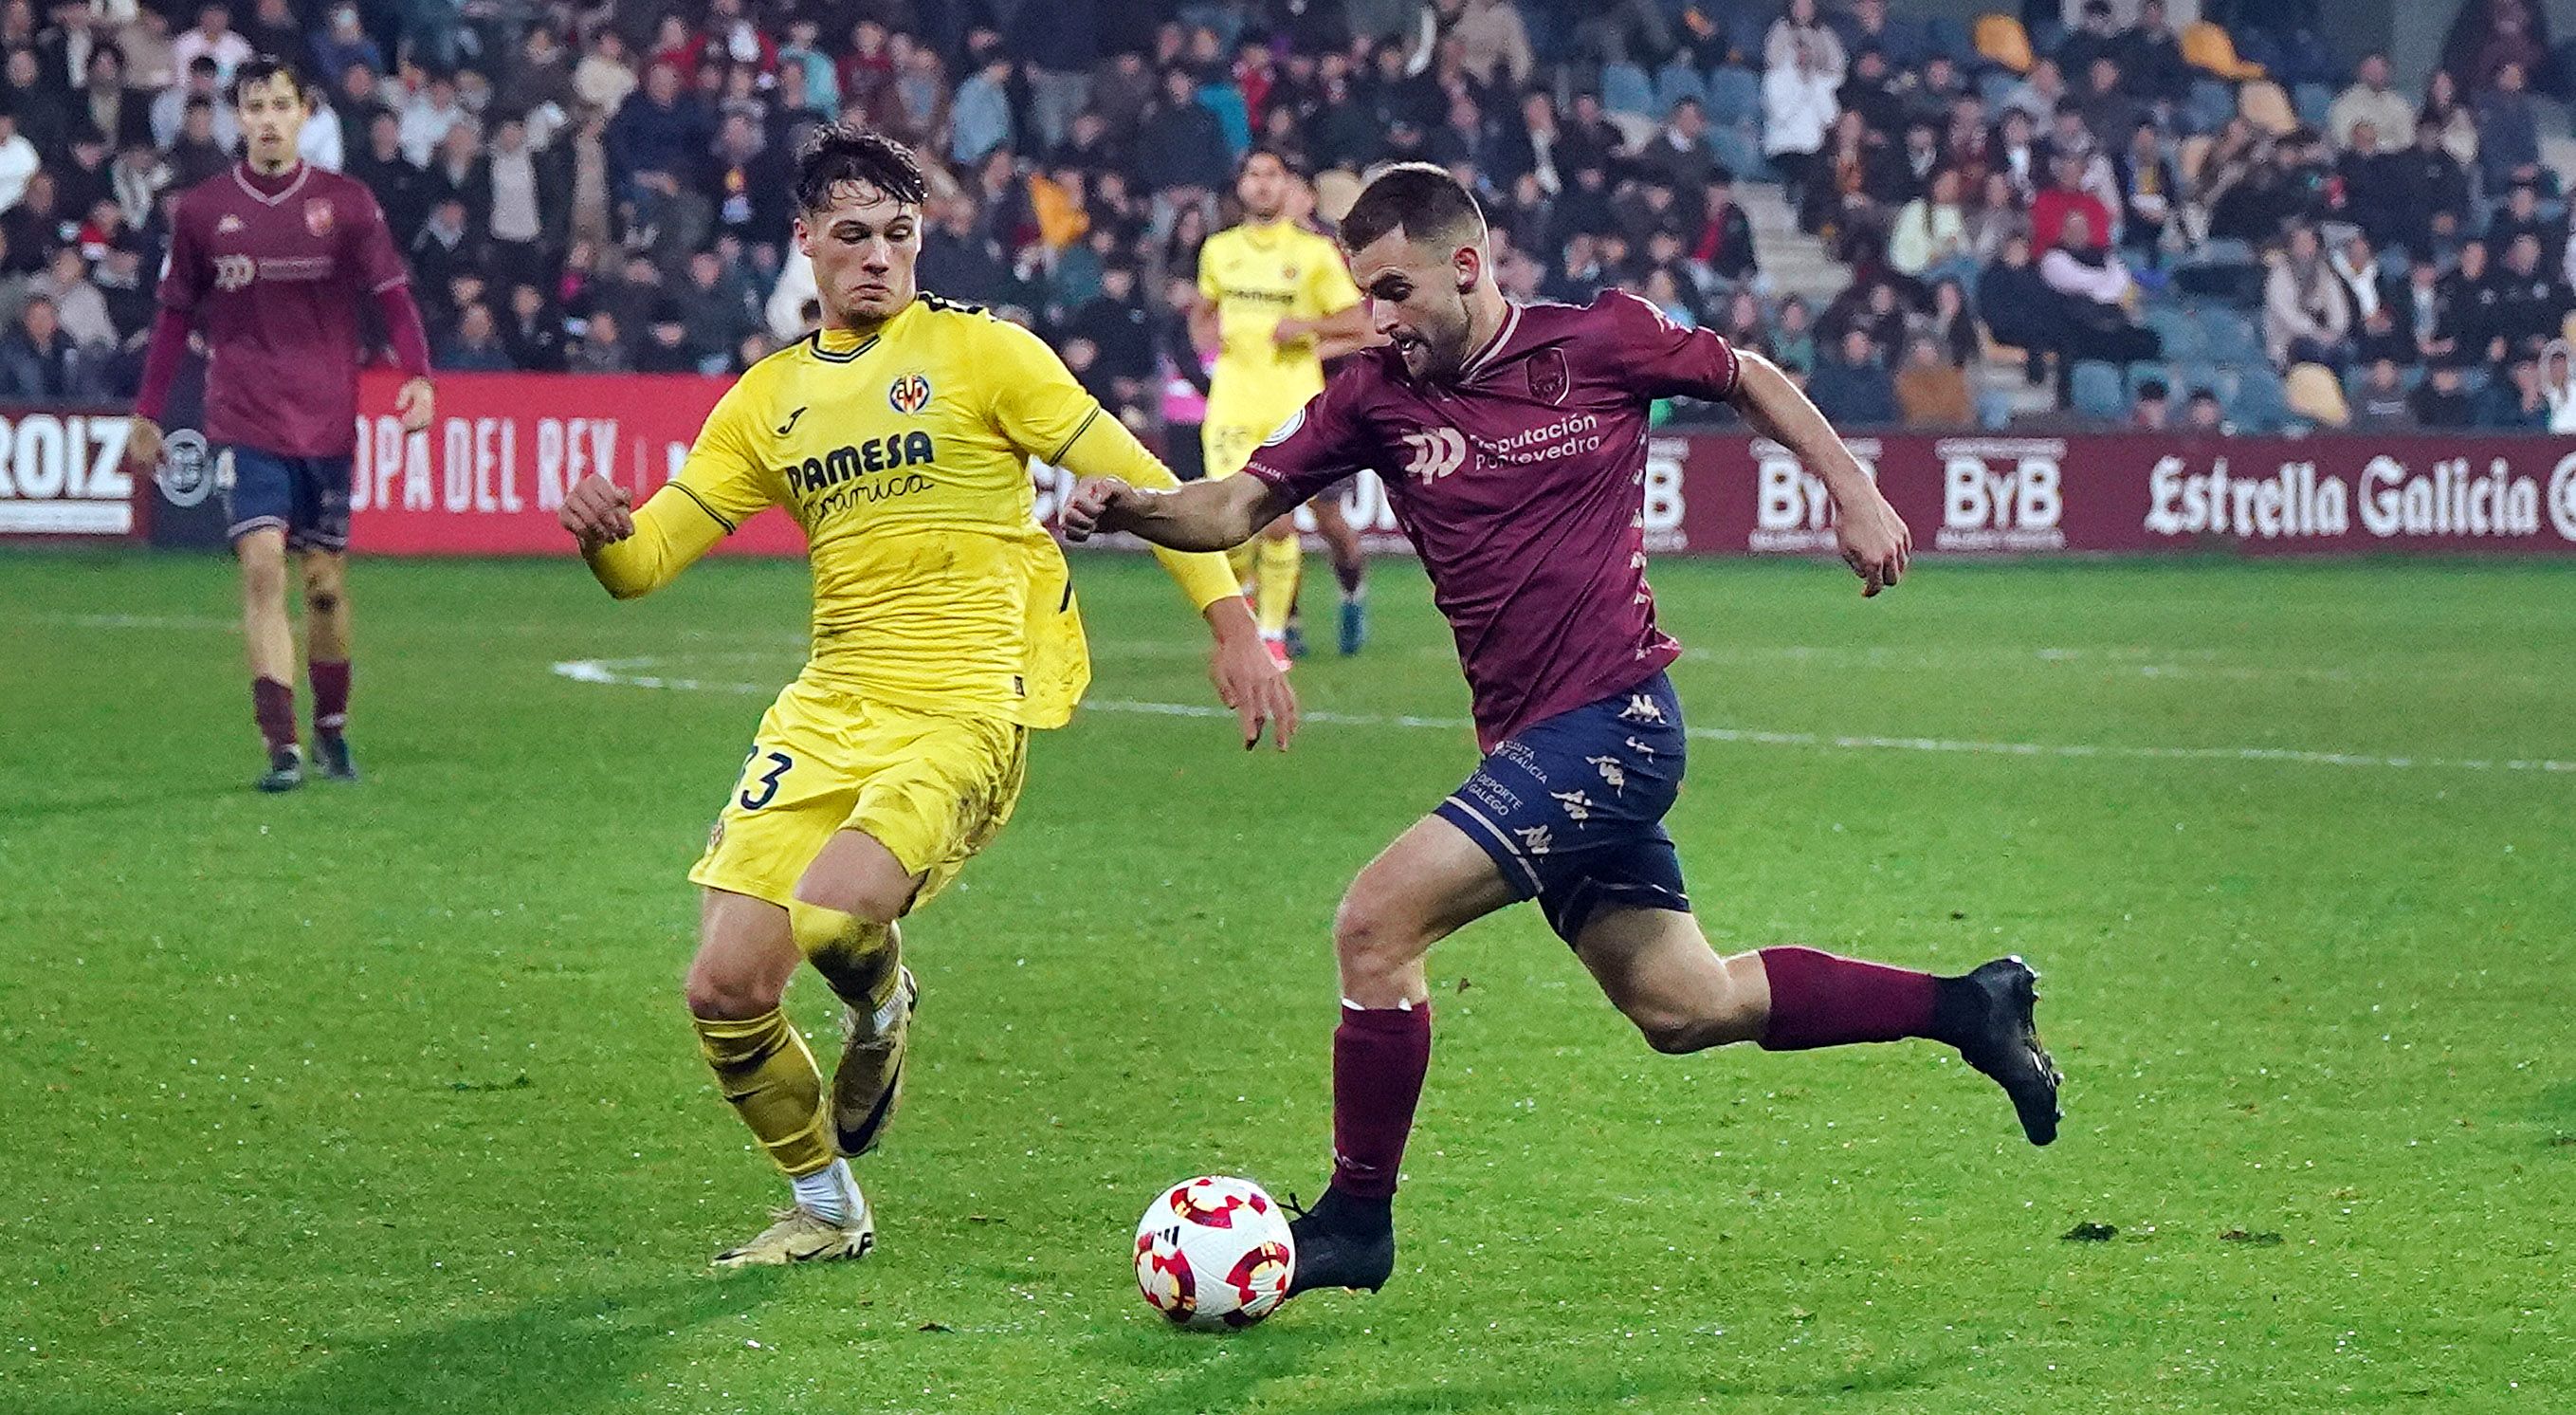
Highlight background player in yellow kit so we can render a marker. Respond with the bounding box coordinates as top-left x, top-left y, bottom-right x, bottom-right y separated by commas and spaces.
1197, 149, 1379, 664
556, 127, 1297, 1268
